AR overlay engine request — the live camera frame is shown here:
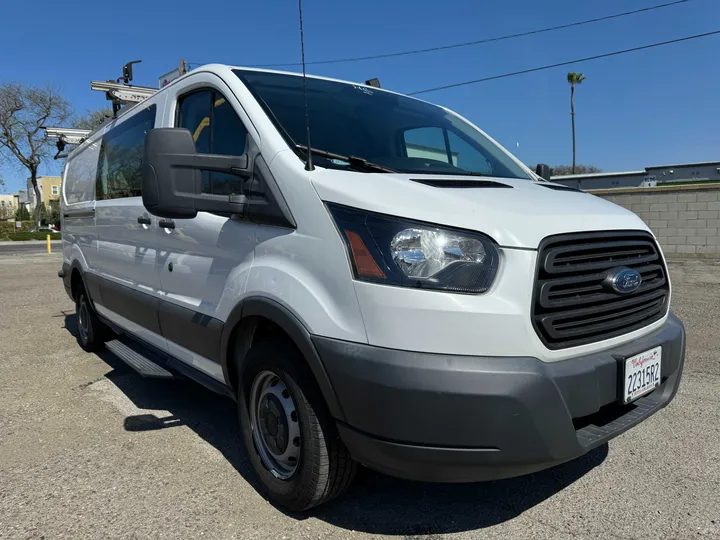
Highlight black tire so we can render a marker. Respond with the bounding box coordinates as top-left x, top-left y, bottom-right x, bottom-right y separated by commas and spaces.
75, 285, 111, 352
237, 339, 357, 511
